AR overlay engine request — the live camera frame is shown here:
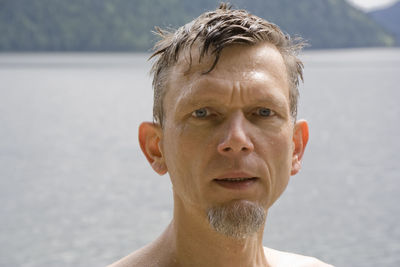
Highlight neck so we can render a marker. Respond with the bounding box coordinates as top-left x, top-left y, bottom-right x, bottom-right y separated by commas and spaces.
160, 196, 269, 267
